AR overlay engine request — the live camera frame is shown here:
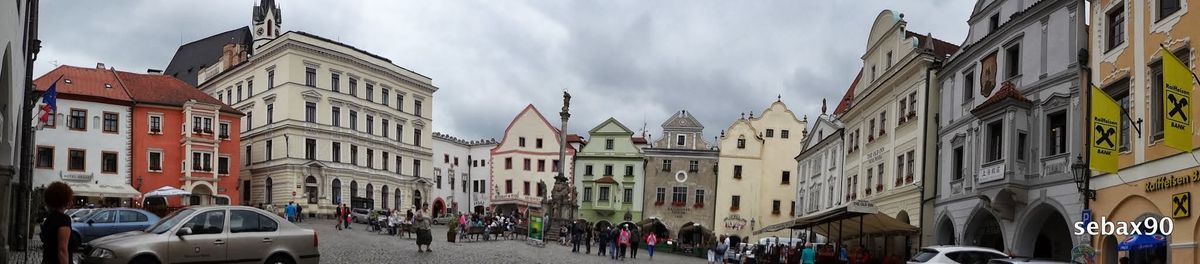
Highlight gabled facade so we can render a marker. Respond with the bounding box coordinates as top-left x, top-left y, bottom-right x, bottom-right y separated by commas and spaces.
490, 105, 576, 215
575, 118, 645, 225
795, 100, 846, 217
714, 100, 807, 238
643, 110, 719, 240
431, 132, 497, 216
935, 0, 1086, 259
